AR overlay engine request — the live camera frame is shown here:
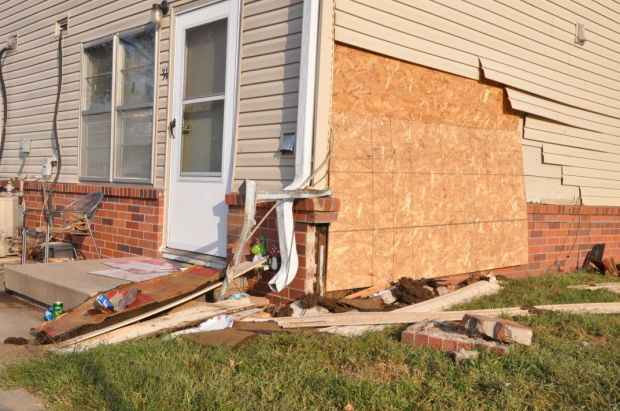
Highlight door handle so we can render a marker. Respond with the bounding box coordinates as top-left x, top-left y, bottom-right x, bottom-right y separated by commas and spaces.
169, 119, 176, 138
